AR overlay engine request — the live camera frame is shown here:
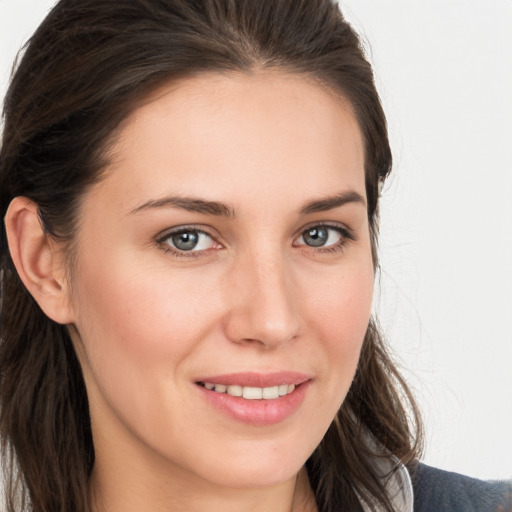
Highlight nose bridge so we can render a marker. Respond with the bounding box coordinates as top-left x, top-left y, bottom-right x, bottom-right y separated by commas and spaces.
224, 242, 299, 348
